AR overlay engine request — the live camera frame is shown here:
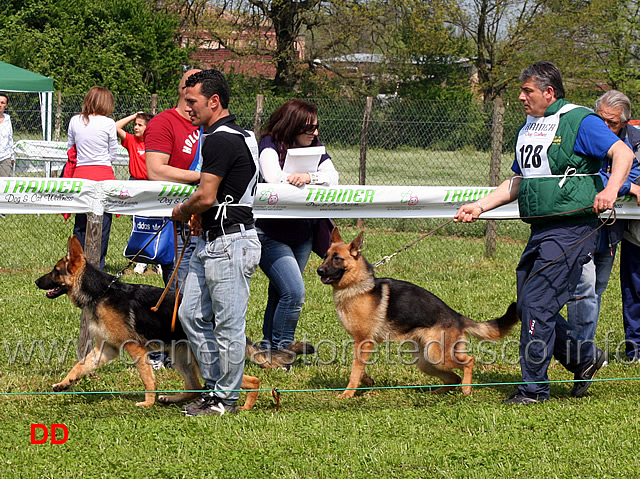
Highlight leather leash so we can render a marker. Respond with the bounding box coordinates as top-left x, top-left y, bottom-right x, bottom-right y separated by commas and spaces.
374, 206, 617, 274
151, 223, 191, 334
